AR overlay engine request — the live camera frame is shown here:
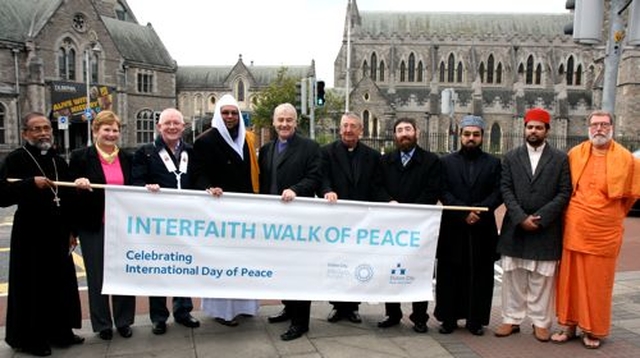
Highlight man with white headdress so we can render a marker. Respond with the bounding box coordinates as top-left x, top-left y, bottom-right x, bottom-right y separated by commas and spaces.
189, 94, 260, 326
